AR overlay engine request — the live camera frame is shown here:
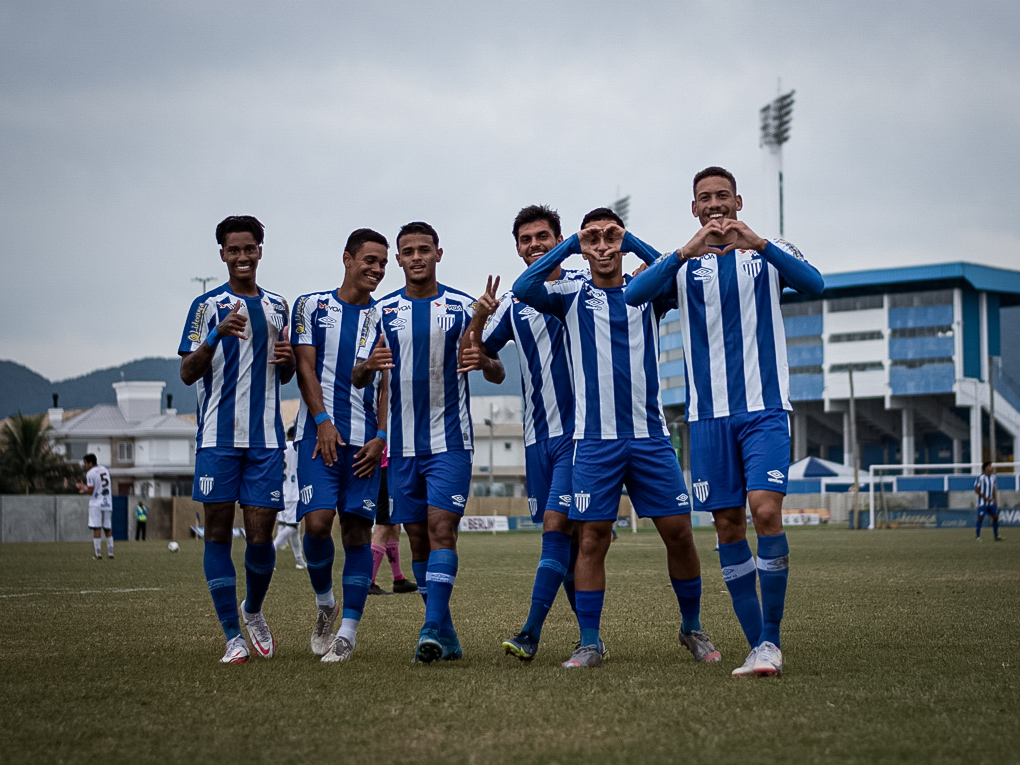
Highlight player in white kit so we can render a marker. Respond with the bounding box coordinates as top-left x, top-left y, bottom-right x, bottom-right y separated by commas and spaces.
77, 454, 114, 559
273, 426, 306, 569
